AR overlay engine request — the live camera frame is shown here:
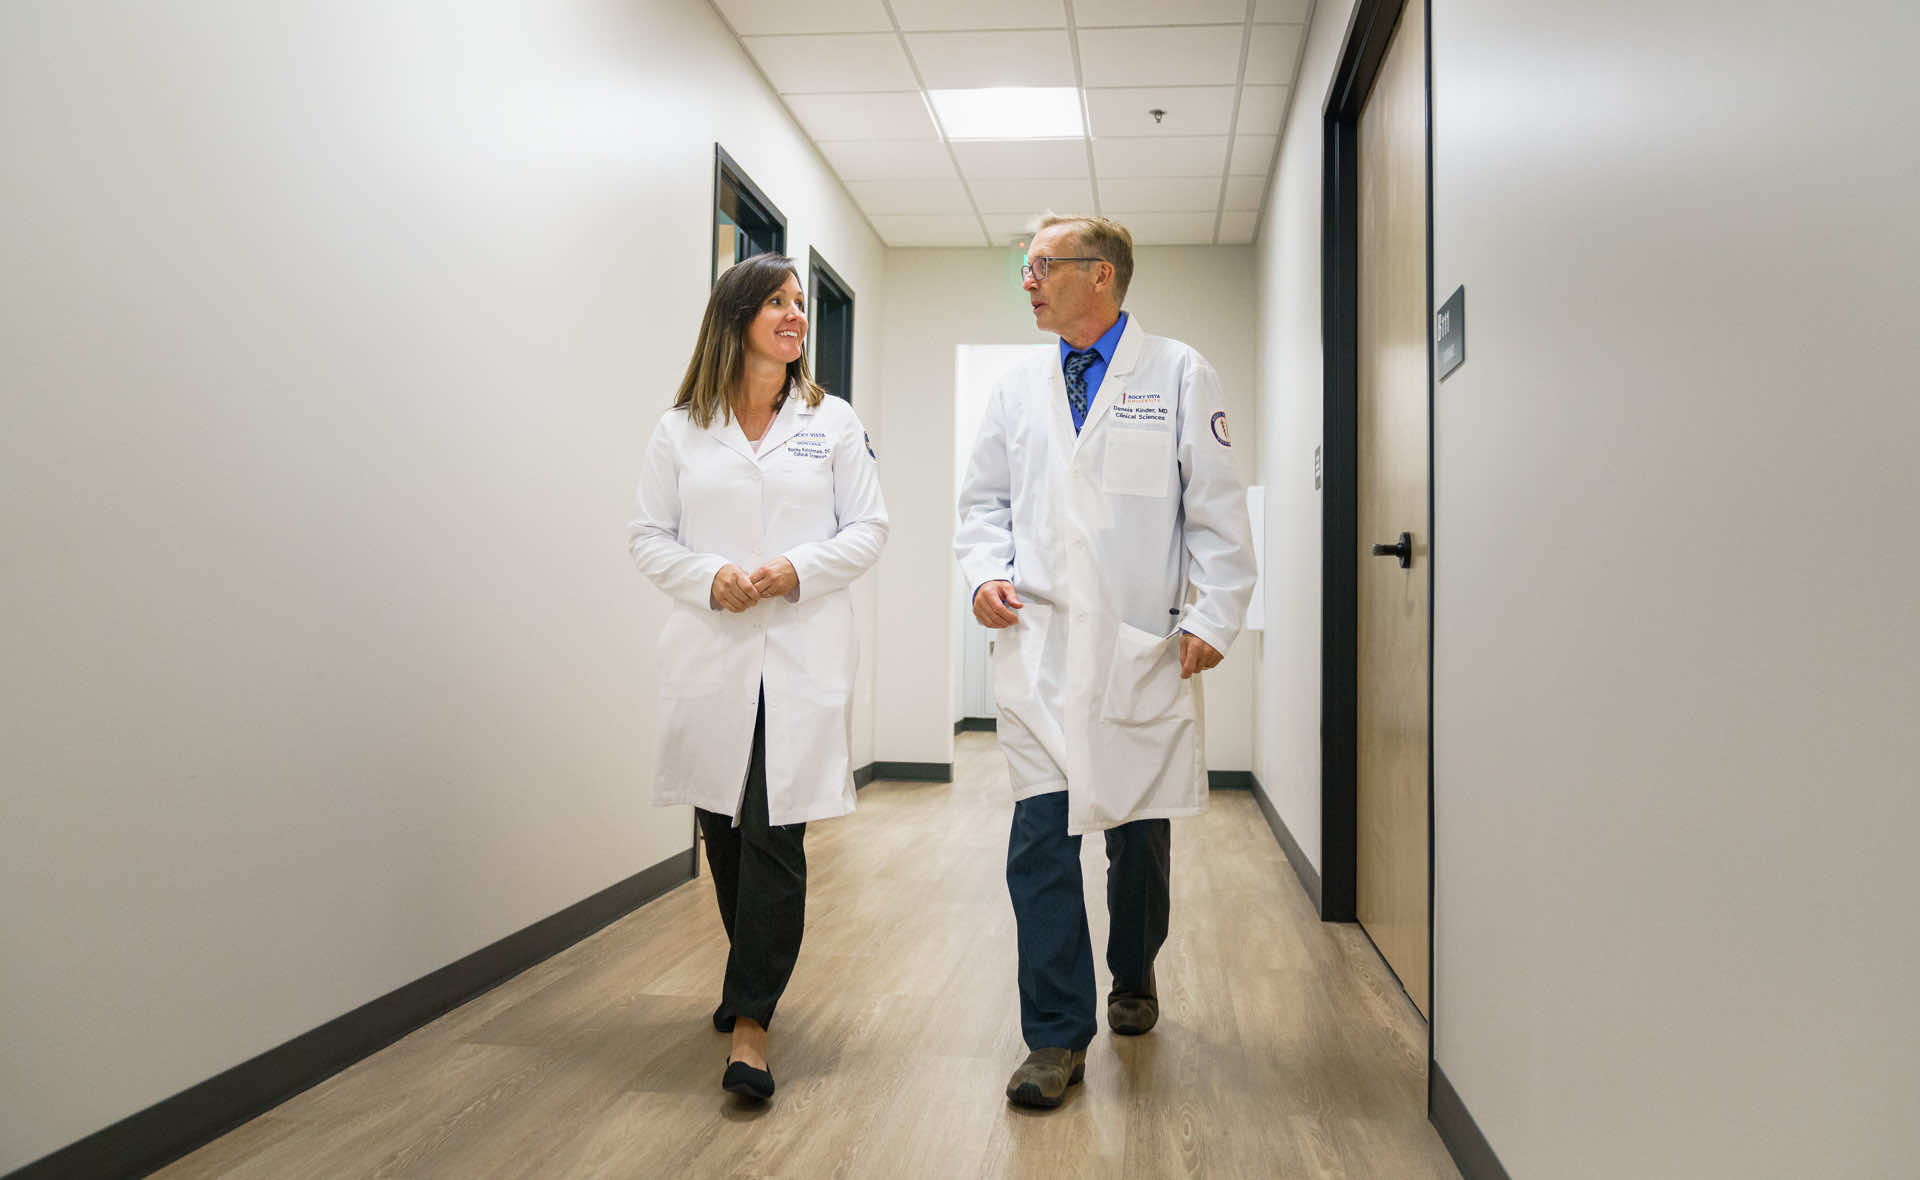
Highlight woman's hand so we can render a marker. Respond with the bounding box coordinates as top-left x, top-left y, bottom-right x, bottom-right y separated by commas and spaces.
750, 557, 799, 600
711, 564, 759, 612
